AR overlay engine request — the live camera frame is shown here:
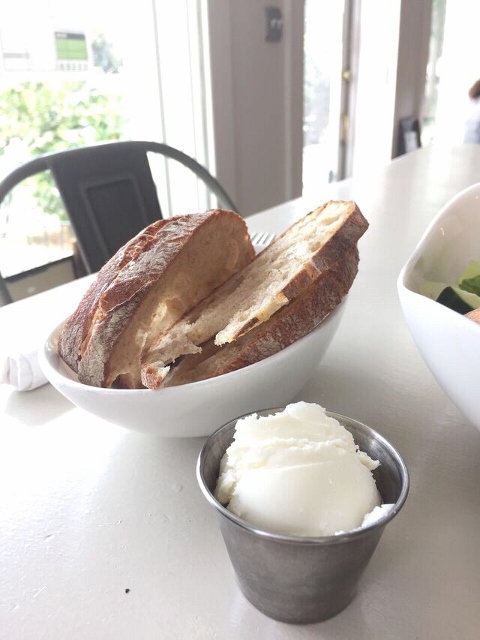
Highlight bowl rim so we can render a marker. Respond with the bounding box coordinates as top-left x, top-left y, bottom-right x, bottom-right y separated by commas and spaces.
196, 408, 409, 545
40, 297, 347, 394
396, 181, 480, 335
397, 180, 480, 292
